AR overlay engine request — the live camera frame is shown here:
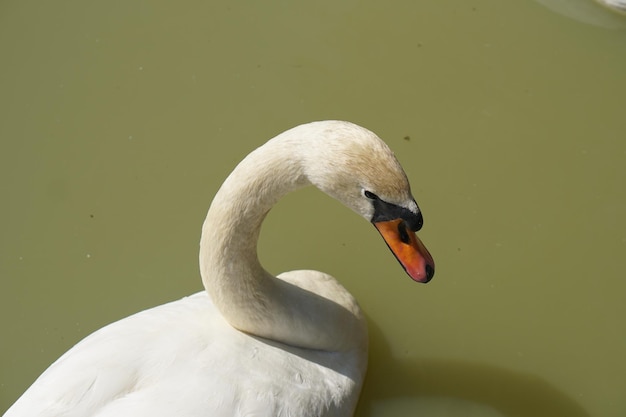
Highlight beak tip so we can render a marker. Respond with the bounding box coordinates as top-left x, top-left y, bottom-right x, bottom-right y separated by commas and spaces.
424, 264, 435, 282
411, 262, 434, 283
